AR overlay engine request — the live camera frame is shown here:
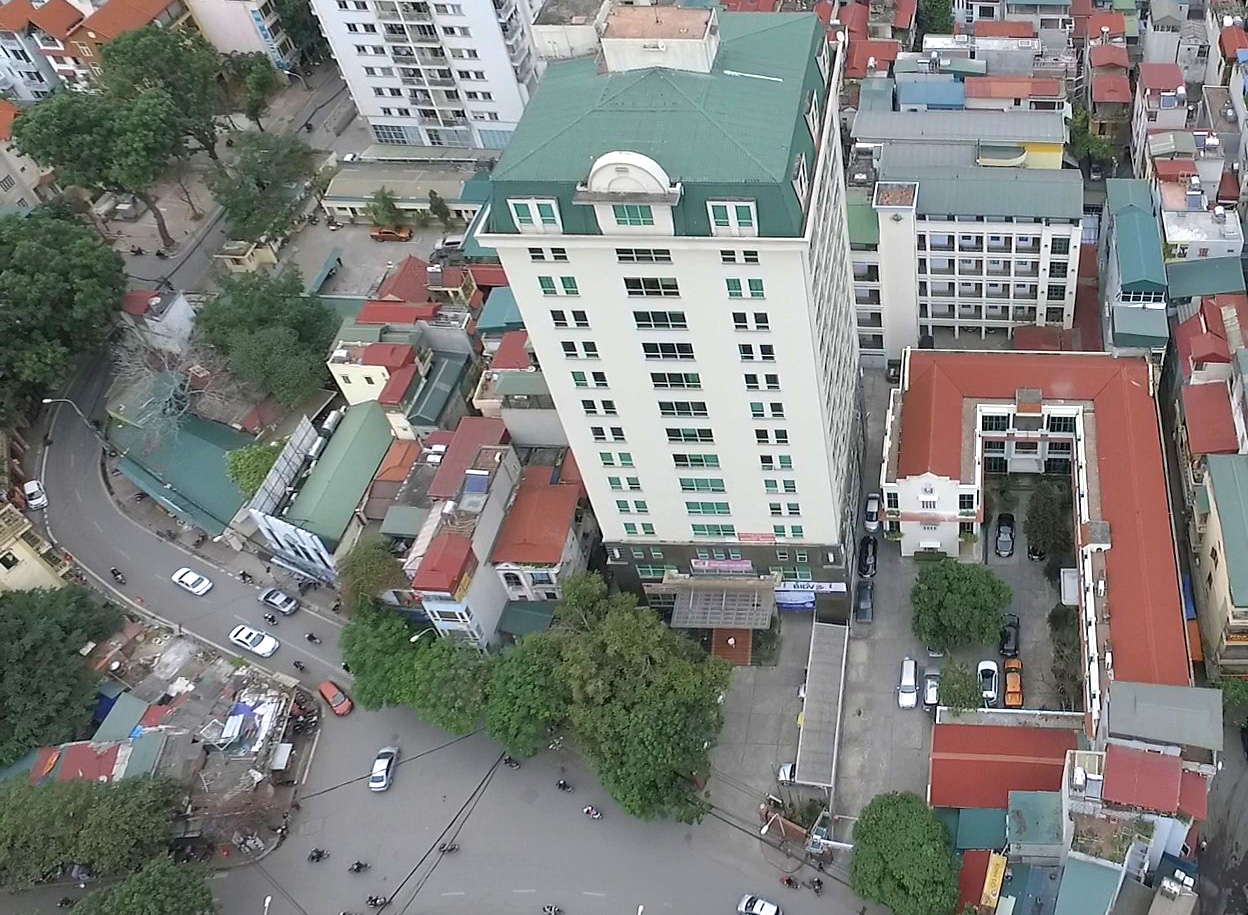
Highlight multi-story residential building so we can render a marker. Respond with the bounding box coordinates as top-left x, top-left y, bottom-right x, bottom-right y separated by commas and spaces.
0, 100, 57, 212
1132, 63, 1189, 175
1143, 0, 1210, 85
309, 0, 538, 148
1086, 23, 1132, 147
0, 0, 80, 100
0, 501, 71, 592
478, 8, 863, 597
1155, 173, 1243, 262
473, 330, 568, 446
1100, 179, 1170, 353
52, 0, 195, 89
845, 157, 1082, 360
1205, 3, 1248, 87
186, 0, 296, 69
1195, 453, 1248, 673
